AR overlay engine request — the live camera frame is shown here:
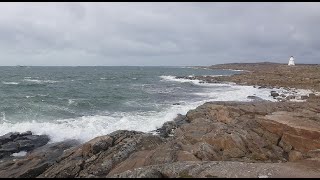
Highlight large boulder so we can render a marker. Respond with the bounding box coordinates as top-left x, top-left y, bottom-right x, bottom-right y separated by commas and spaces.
271, 91, 280, 98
